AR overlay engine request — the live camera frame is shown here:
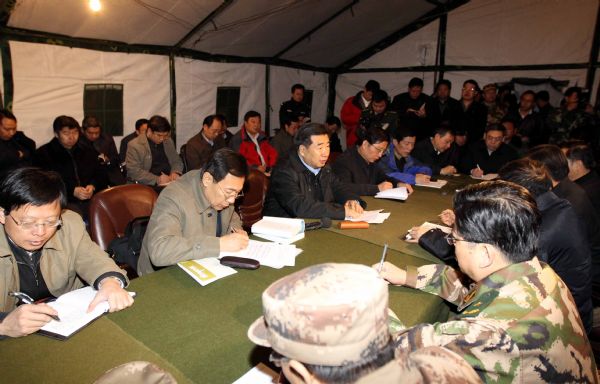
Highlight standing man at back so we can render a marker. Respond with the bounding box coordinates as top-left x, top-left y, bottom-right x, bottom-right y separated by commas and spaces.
126, 115, 183, 186
185, 114, 226, 171
341, 80, 380, 148
279, 83, 310, 126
